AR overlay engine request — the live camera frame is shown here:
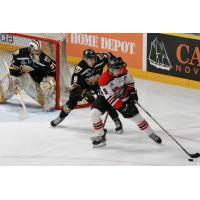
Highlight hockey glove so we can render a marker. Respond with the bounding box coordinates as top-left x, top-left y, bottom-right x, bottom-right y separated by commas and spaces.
119, 99, 139, 118
82, 90, 95, 103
